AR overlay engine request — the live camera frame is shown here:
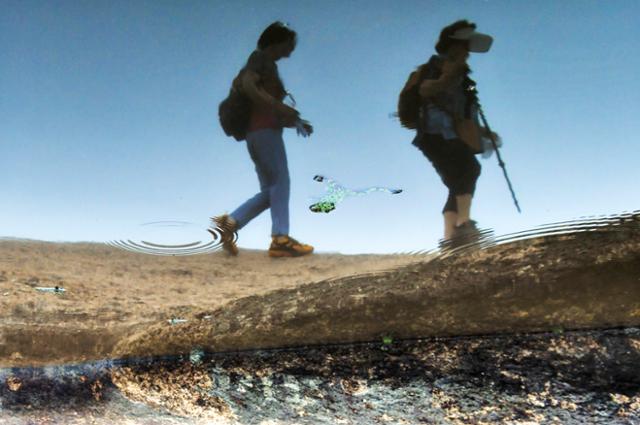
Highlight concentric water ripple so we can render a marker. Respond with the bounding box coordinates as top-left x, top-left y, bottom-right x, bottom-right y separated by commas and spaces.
107, 220, 238, 256
394, 210, 640, 258
106, 212, 638, 257
441, 210, 639, 256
